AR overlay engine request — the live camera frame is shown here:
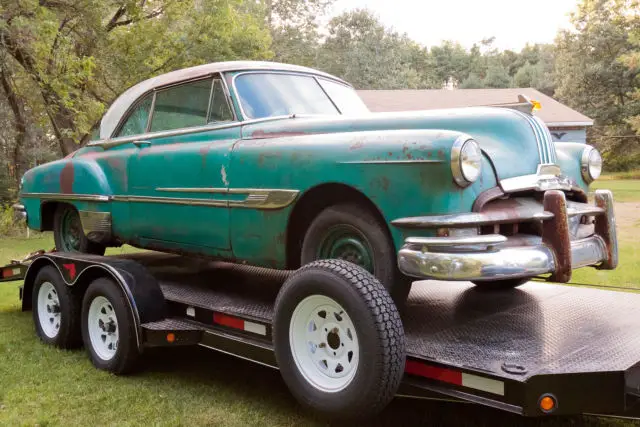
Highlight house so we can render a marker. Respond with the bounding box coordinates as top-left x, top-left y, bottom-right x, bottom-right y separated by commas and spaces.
357, 88, 593, 143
